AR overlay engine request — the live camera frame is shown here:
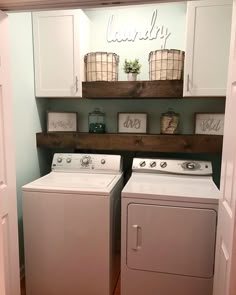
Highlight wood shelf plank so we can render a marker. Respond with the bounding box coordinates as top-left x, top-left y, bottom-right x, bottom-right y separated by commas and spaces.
82, 80, 184, 98
36, 133, 223, 153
